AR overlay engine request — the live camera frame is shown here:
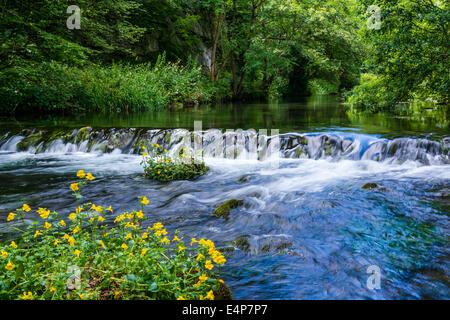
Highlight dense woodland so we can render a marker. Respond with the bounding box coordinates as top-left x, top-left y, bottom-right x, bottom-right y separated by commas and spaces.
0, 0, 448, 114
